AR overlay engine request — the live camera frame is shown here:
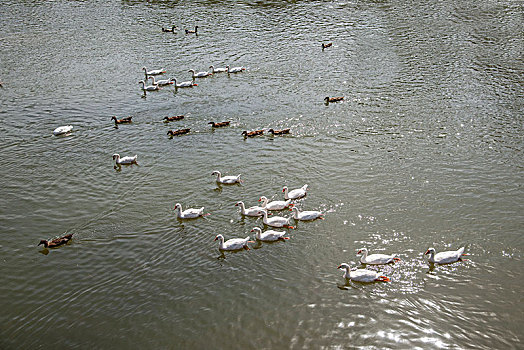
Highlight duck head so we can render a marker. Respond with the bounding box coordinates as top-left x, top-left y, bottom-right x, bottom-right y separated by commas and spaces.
425, 248, 435, 256
357, 248, 367, 255
38, 240, 49, 247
